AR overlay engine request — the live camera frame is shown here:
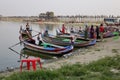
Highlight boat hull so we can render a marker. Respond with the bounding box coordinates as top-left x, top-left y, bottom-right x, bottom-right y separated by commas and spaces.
19, 31, 73, 56
42, 36, 96, 48
23, 41, 73, 56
